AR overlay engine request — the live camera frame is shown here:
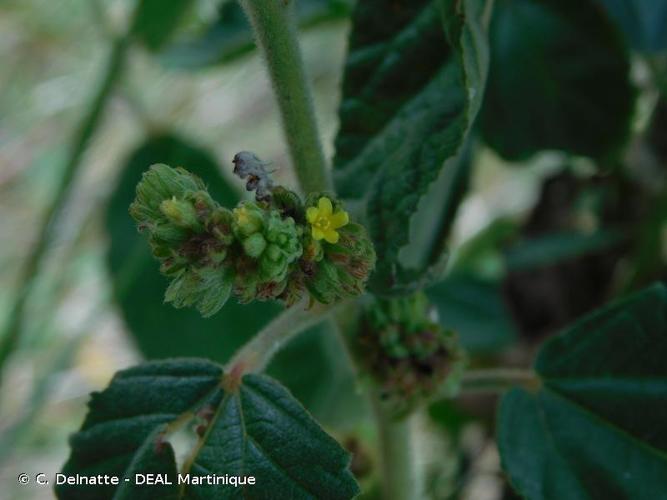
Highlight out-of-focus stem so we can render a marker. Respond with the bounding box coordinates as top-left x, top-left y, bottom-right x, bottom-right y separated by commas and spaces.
373, 396, 420, 500
0, 34, 130, 379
